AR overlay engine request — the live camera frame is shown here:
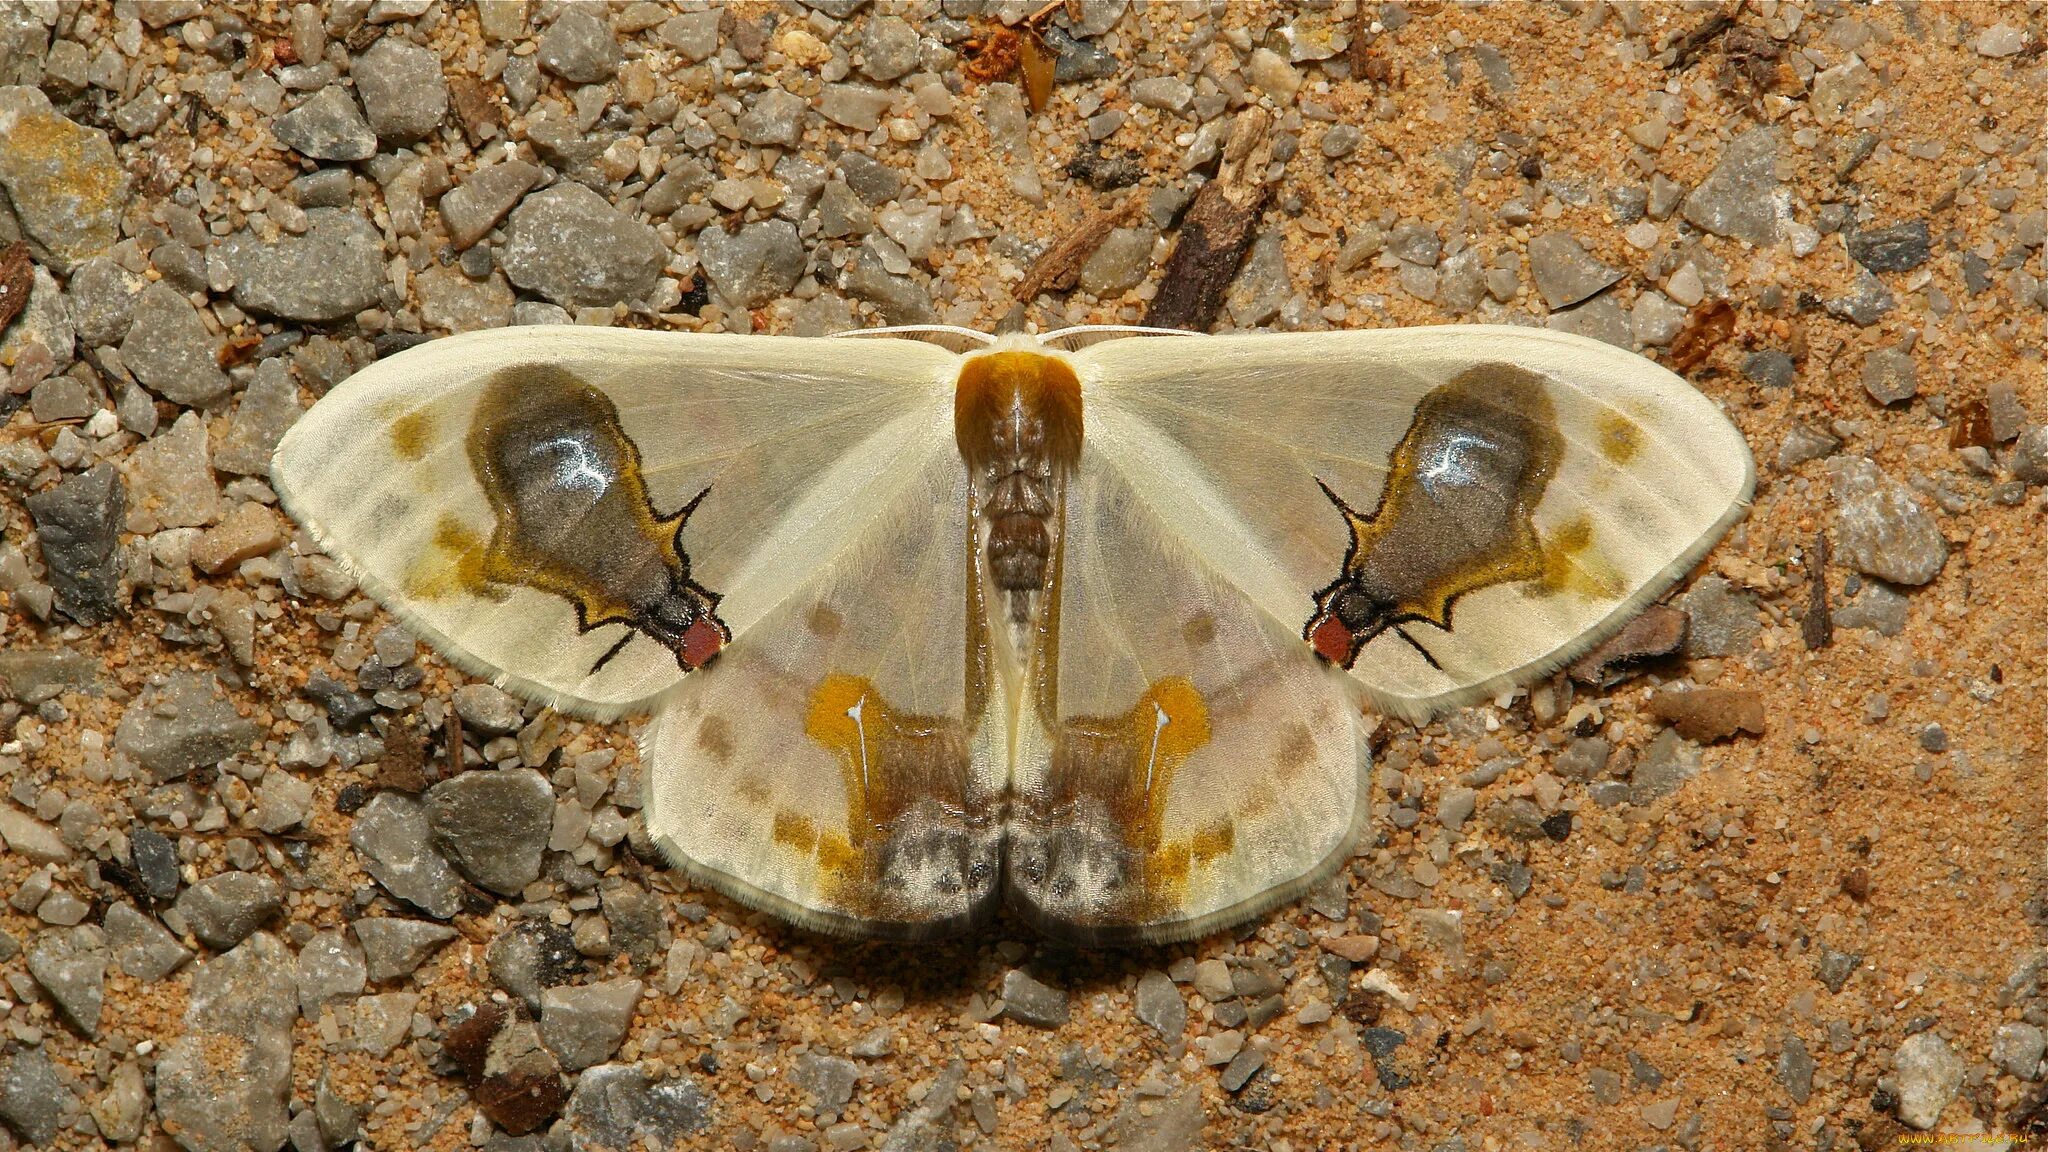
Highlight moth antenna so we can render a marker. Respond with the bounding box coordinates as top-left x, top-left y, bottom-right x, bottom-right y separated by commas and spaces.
1394, 625, 1445, 671
588, 630, 634, 675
